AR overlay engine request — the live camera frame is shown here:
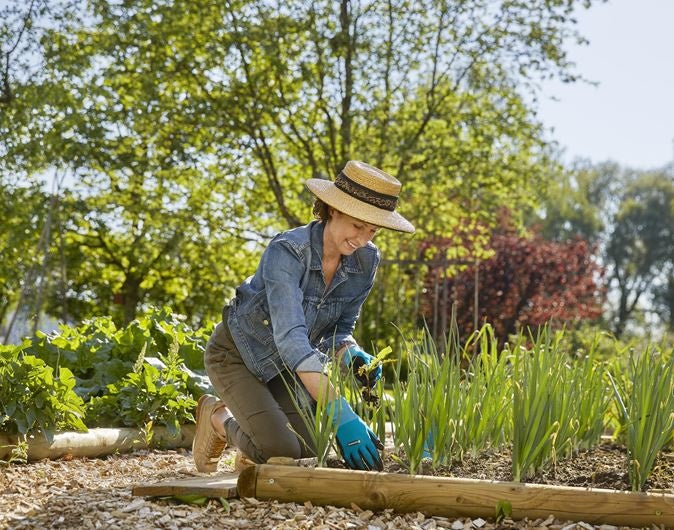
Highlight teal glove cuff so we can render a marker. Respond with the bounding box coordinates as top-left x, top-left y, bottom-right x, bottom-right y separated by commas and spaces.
327, 396, 384, 471
326, 396, 357, 427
